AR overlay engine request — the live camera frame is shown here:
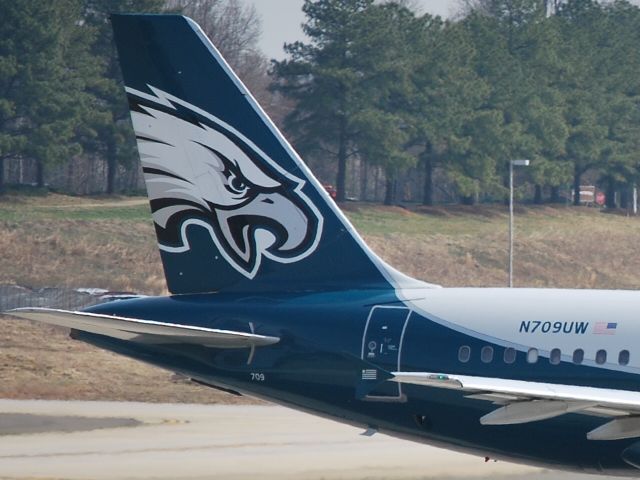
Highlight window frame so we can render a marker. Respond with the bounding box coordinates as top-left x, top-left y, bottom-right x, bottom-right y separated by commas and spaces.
458, 345, 471, 363
619, 350, 630, 366
572, 348, 584, 365
549, 348, 561, 365
481, 345, 494, 364
503, 347, 517, 364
